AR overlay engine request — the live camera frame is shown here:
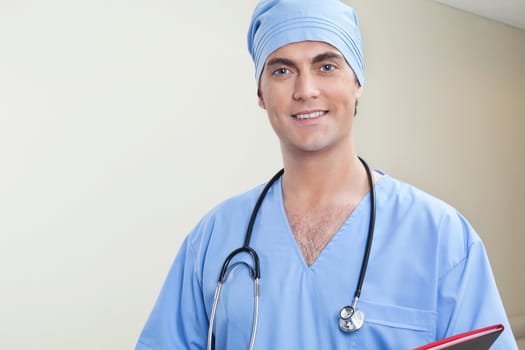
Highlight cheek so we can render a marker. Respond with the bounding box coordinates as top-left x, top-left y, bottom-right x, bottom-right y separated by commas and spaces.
262, 98, 289, 134
265, 104, 285, 128
260, 78, 293, 105
266, 113, 286, 140
261, 91, 288, 115
328, 83, 360, 106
